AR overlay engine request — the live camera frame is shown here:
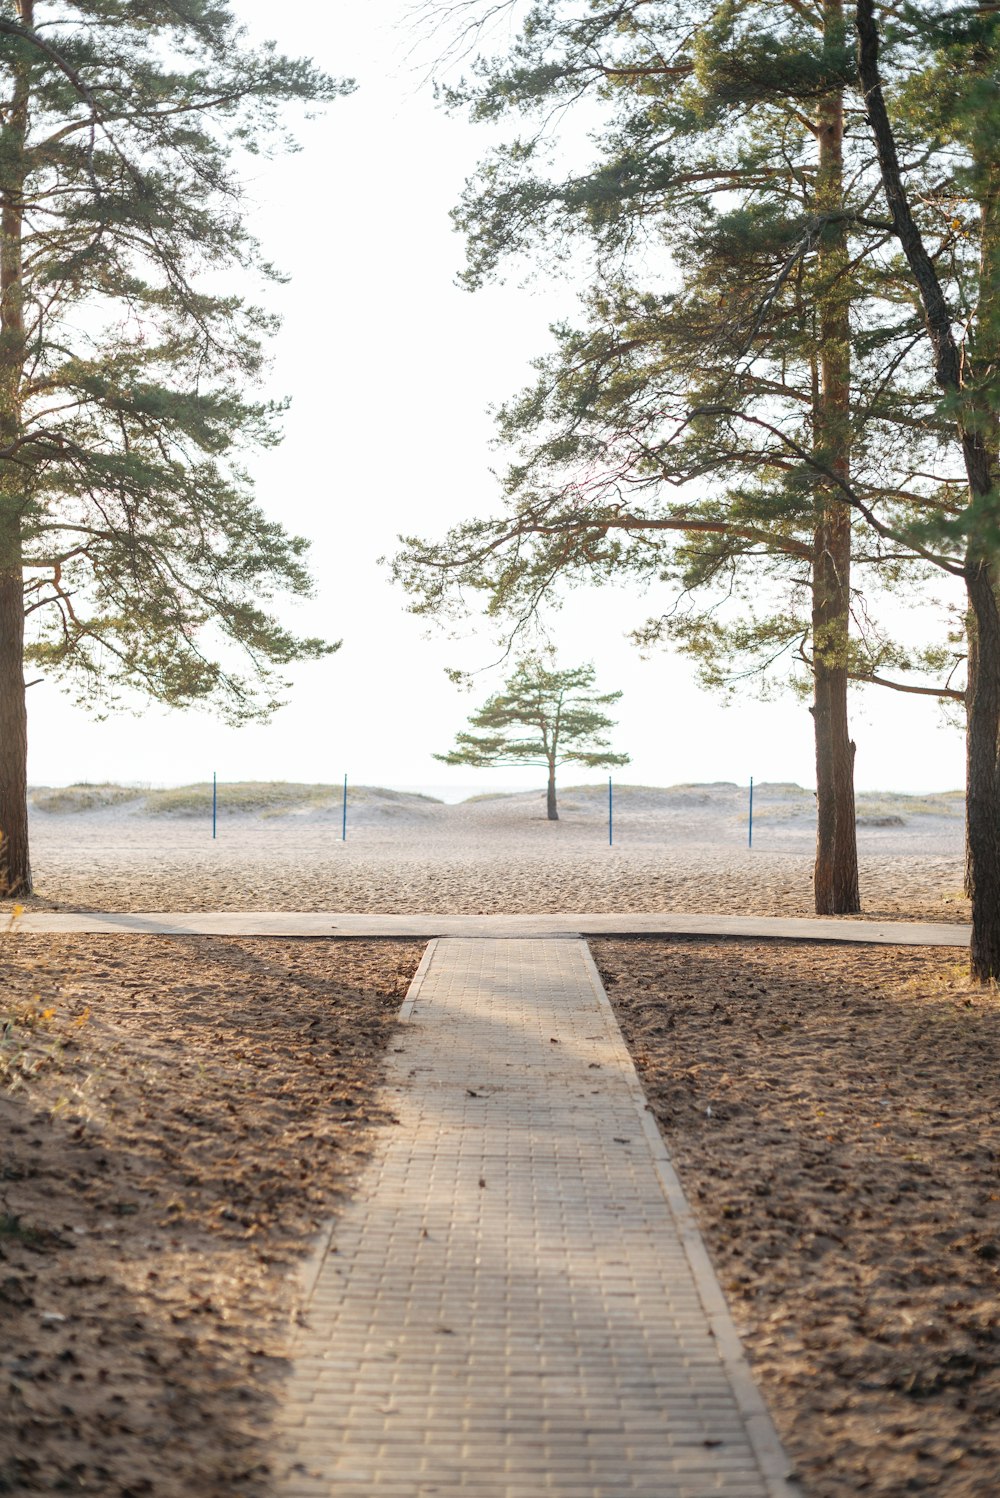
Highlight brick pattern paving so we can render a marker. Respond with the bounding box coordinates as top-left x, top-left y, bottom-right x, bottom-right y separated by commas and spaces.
275, 938, 792, 1497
